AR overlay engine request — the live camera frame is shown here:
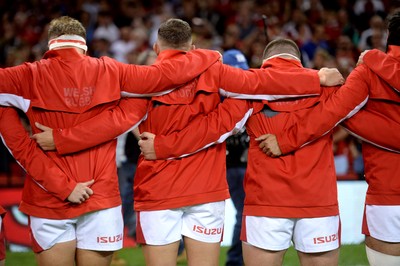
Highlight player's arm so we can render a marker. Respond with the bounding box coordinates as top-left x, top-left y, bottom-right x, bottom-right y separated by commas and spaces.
119, 49, 221, 96
0, 107, 83, 202
32, 98, 149, 154
342, 103, 400, 152
141, 98, 253, 160
218, 64, 344, 100
274, 65, 370, 155
0, 64, 31, 112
